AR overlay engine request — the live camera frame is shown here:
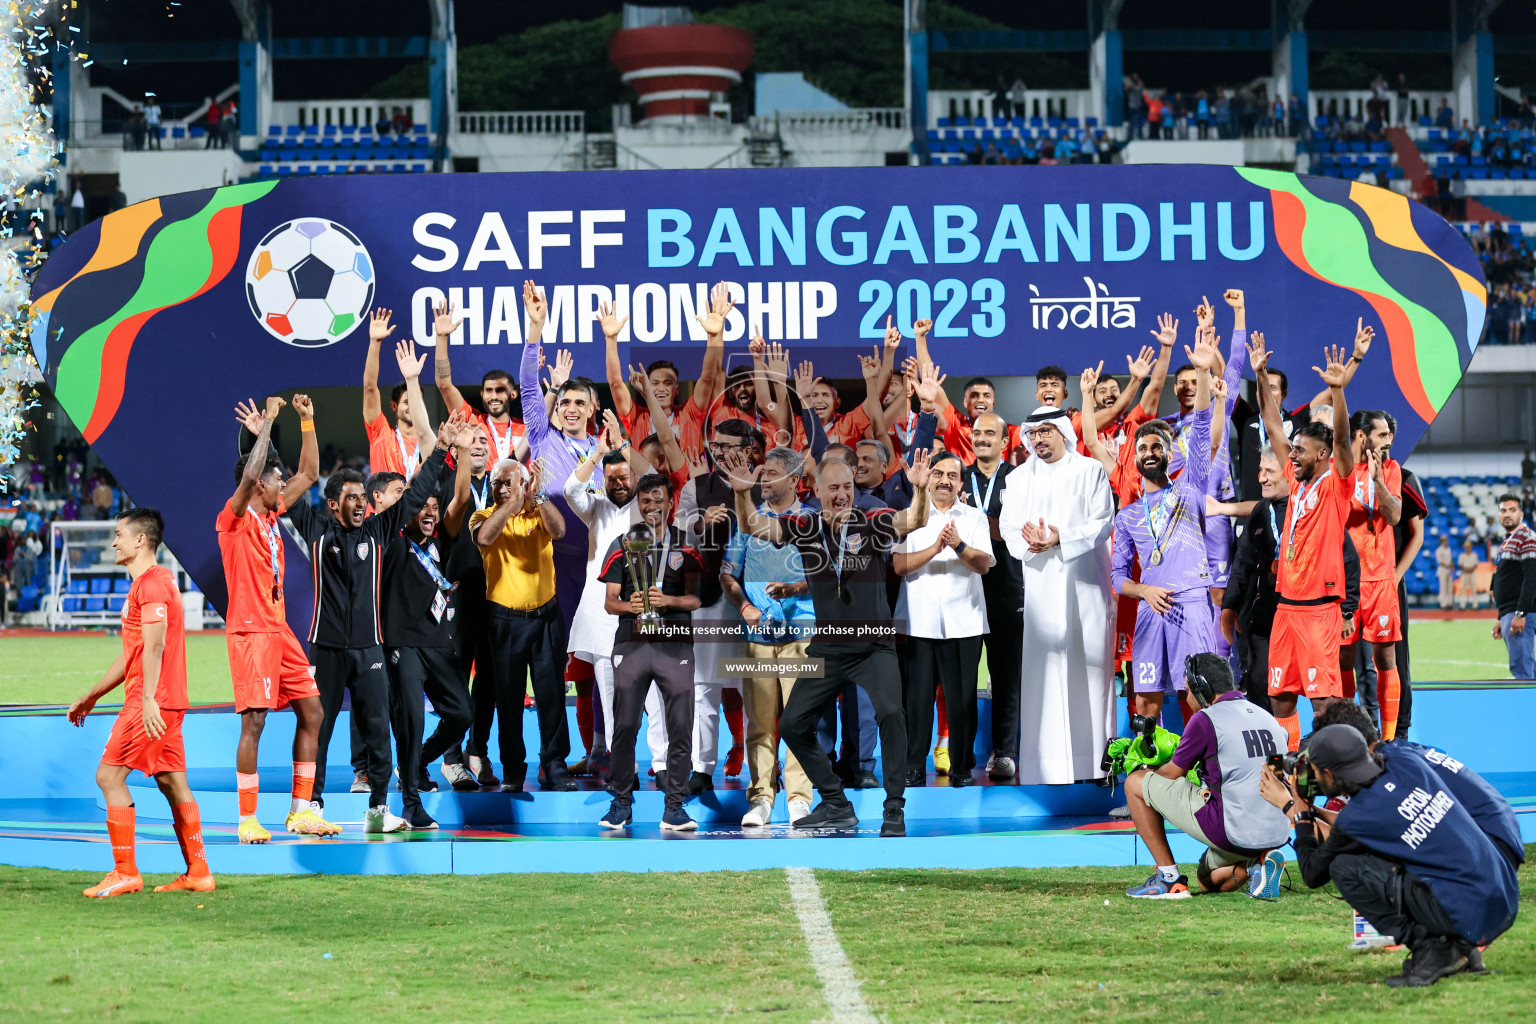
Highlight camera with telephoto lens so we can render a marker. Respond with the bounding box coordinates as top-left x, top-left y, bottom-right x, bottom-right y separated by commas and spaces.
1266, 751, 1318, 801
